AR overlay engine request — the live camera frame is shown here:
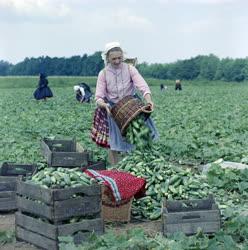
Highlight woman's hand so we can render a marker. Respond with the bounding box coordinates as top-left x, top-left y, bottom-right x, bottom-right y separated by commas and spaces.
97, 99, 112, 115
147, 101, 154, 112
144, 93, 154, 111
